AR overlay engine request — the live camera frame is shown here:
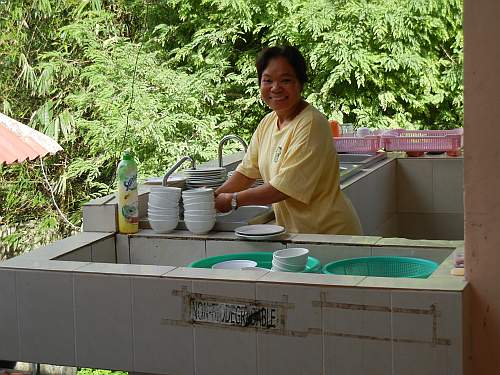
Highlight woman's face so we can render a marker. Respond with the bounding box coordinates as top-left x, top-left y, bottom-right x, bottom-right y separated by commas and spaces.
260, 56, 303, 113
